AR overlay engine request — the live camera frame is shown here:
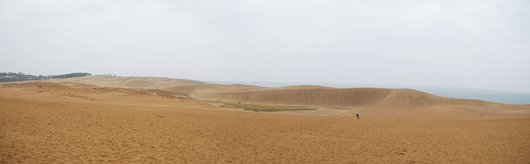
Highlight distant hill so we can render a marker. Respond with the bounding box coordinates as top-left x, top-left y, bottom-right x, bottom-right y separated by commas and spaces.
196, 86, 530, 119
0, 72, 91, 82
